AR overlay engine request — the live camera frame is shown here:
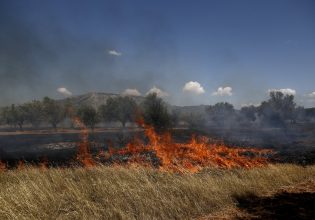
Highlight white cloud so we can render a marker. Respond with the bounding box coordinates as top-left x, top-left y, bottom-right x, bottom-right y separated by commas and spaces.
268, 88, 296, 96
57, 87, 72, 96
108, 50, 122, 56
146, 86, 169, 97
212, 86, 233, 96
241, 103, 260, 107
307, 91, 315, 98
121, 89, 141, 96
182, 81, 205, 95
